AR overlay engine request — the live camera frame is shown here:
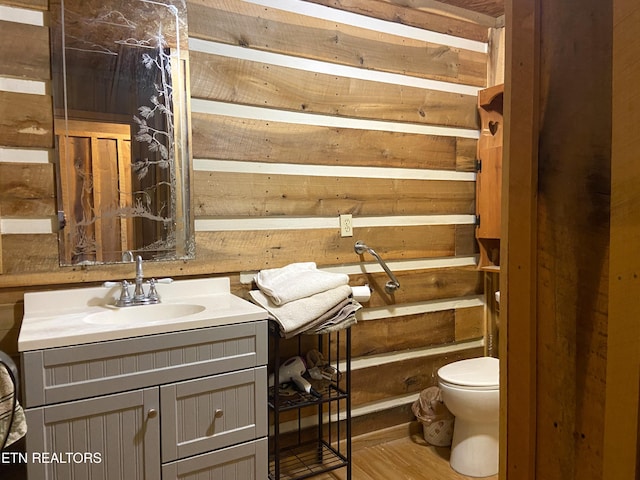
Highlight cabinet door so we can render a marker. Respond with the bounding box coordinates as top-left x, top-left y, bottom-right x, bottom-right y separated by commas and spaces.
25, 388, 160, 480
161, 367, 267, 462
